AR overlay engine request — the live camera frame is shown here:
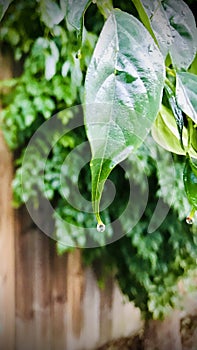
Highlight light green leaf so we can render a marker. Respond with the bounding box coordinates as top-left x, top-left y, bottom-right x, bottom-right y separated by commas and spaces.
192, 127, 197, 153
39, 0, 64, 28
176, 72, 197, 124
84, 9, 165, 224
63, 0, 91, 32
133, 0, 197, 69
152, 105, 197, 158
152, 107, 184, 155
189, 54, 197, 75
0, 0, 13, 21
96, 0, 113, 19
